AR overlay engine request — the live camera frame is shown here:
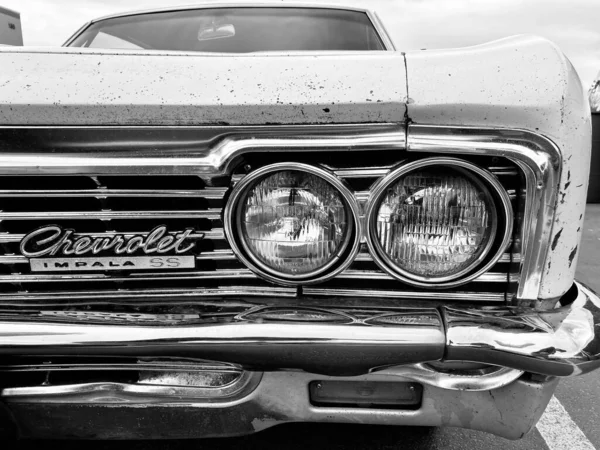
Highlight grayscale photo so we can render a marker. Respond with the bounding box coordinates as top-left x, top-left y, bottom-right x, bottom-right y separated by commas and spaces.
0, 1, 598, 449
